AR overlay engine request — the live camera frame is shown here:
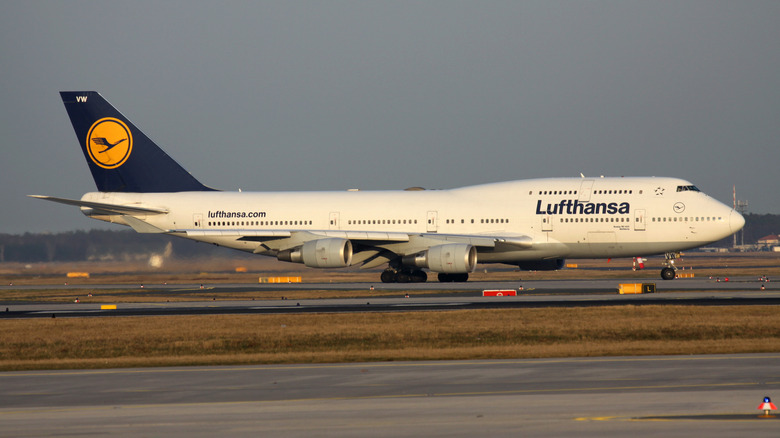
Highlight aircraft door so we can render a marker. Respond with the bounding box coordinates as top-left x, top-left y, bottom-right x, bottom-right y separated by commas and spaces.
427, 211, 438, 232
634, 209, 646, 231
193, 213, 203, 228
578, 180, 594, 202
329, 212, 340, 230
541, 215, 553, 232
